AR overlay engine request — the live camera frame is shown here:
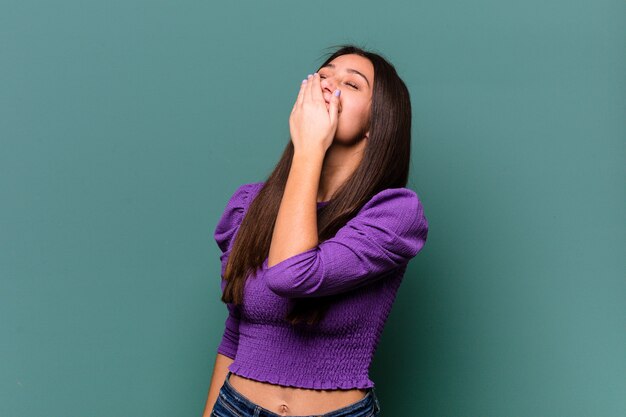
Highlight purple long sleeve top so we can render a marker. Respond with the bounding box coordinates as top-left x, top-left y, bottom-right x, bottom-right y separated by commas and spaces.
214, 182, 429, 389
